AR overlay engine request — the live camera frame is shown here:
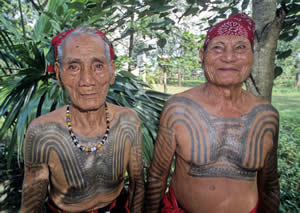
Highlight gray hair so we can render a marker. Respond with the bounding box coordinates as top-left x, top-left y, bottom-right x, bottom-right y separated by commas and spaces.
57, 28, 112, 72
